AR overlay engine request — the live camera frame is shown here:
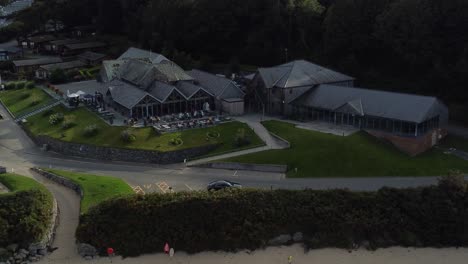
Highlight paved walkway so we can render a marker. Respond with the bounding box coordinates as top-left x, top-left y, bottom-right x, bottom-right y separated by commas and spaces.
235, 114, 287, 149
187, 146, 270, 166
